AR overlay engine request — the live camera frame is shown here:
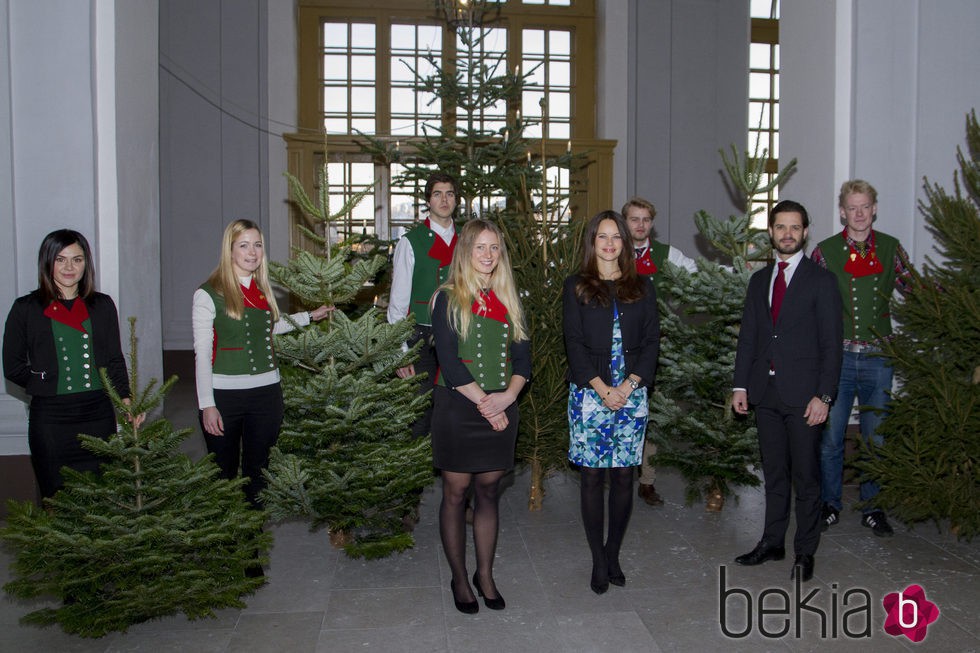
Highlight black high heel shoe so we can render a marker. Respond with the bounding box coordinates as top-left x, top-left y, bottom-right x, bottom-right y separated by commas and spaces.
607, 560, 626, 587
472, 571, 506, 610
590, 563, 609, 595
450, 579, 479, 614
